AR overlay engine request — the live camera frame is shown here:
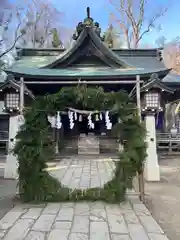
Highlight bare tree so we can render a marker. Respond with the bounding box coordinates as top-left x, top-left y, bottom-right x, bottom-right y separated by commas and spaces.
20, 0, 64, 48
155, 36, 167, 48
109, 0, 168, 48
163, 39, 180, 74
0, 1, 30, 58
